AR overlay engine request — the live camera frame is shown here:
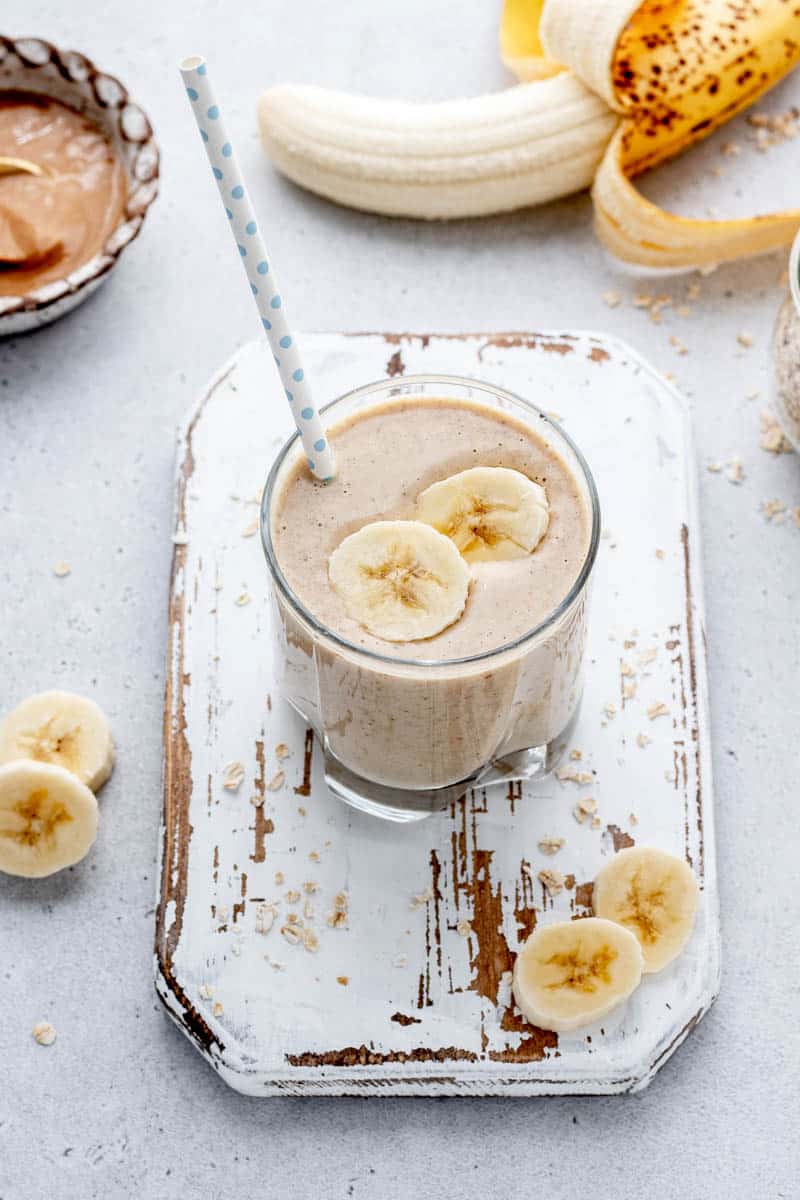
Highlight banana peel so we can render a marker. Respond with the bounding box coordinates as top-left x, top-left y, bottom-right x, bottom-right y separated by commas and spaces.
258, 0, 800, 269
502, 0, 800, 267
